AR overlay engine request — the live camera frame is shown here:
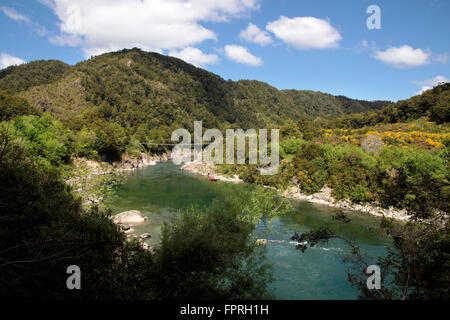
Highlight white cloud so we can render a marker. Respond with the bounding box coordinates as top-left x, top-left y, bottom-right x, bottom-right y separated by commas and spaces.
0, 53, 26, 69
1, 6, 48, 37
413, 75, 449, 95
374, 45, 430, 68
266, 16, 342, 50
240, 23, 272, 46
43, 0, 261, 58
224, 45, 262, 66
169, 47, 218, 67
0, 6, 31, 23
